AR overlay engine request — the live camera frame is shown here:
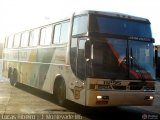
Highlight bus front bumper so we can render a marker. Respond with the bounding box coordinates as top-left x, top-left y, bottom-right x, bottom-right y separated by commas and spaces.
85, 90, 155, 107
